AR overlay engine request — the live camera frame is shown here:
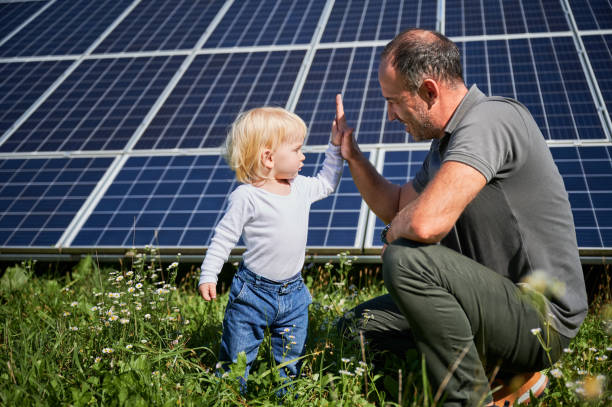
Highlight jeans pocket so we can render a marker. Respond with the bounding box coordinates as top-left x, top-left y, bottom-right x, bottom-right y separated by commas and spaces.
302, 283, 313, 305
227, 277, 249, 306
